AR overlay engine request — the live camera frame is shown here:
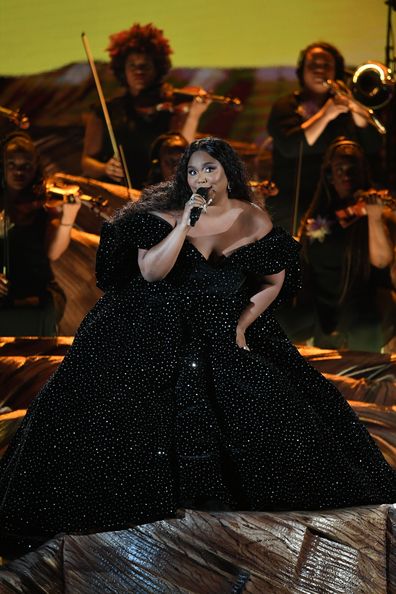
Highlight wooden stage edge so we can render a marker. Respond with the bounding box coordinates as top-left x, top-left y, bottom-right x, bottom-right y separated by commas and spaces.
0, 506, 395, 593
